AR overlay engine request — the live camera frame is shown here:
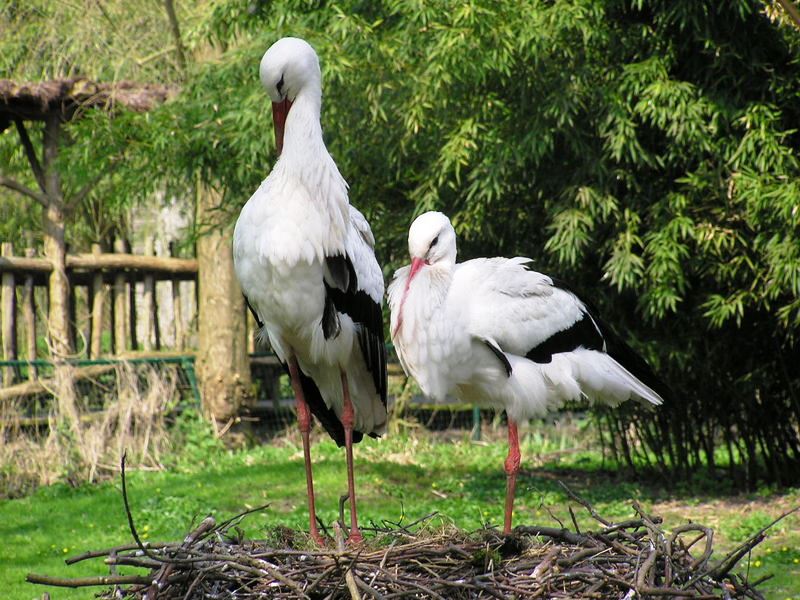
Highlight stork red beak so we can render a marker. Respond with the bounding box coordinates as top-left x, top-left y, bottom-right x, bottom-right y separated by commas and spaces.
272, 98, 293, 155
408, 257, 426, 282
393, 257, 427, 338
